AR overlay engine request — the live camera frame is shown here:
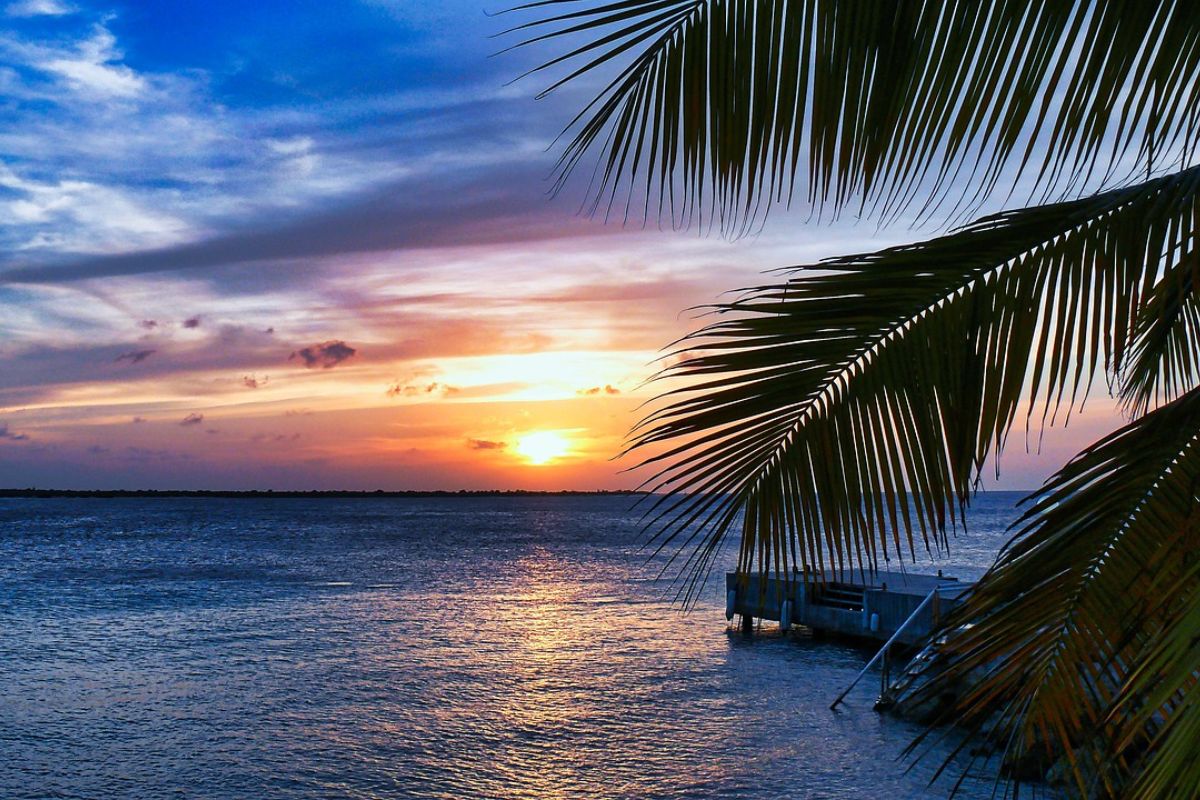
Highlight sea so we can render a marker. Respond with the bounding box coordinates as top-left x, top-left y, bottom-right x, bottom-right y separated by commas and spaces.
0, 492, 1039, 799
